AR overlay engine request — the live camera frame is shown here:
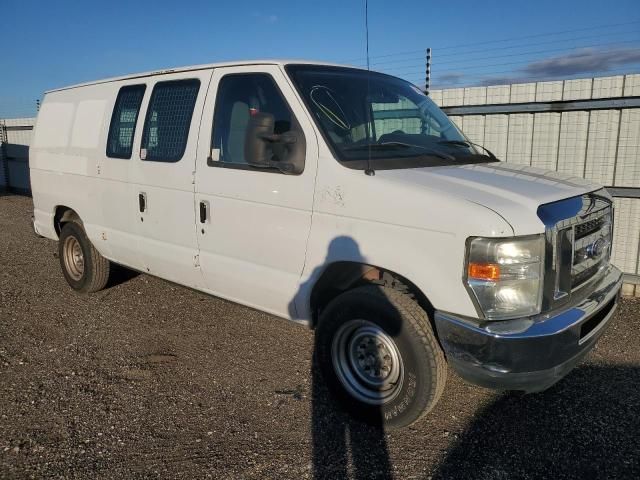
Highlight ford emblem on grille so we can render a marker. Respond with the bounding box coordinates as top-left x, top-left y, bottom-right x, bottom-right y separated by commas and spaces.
586, 238, 606, 259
